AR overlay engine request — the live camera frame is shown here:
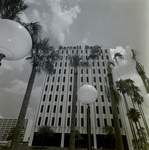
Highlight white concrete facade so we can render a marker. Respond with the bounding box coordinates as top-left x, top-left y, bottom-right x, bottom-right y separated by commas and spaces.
29, 45, 132, 149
